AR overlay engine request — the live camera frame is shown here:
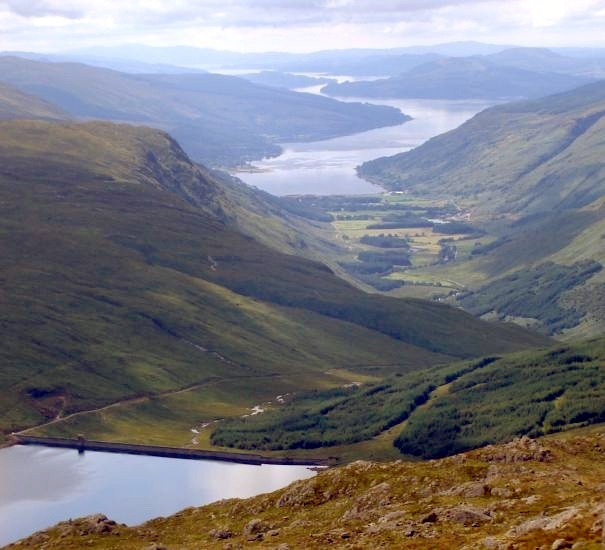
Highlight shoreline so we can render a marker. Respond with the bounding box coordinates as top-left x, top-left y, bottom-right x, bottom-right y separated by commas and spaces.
8, 435, 332, 466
